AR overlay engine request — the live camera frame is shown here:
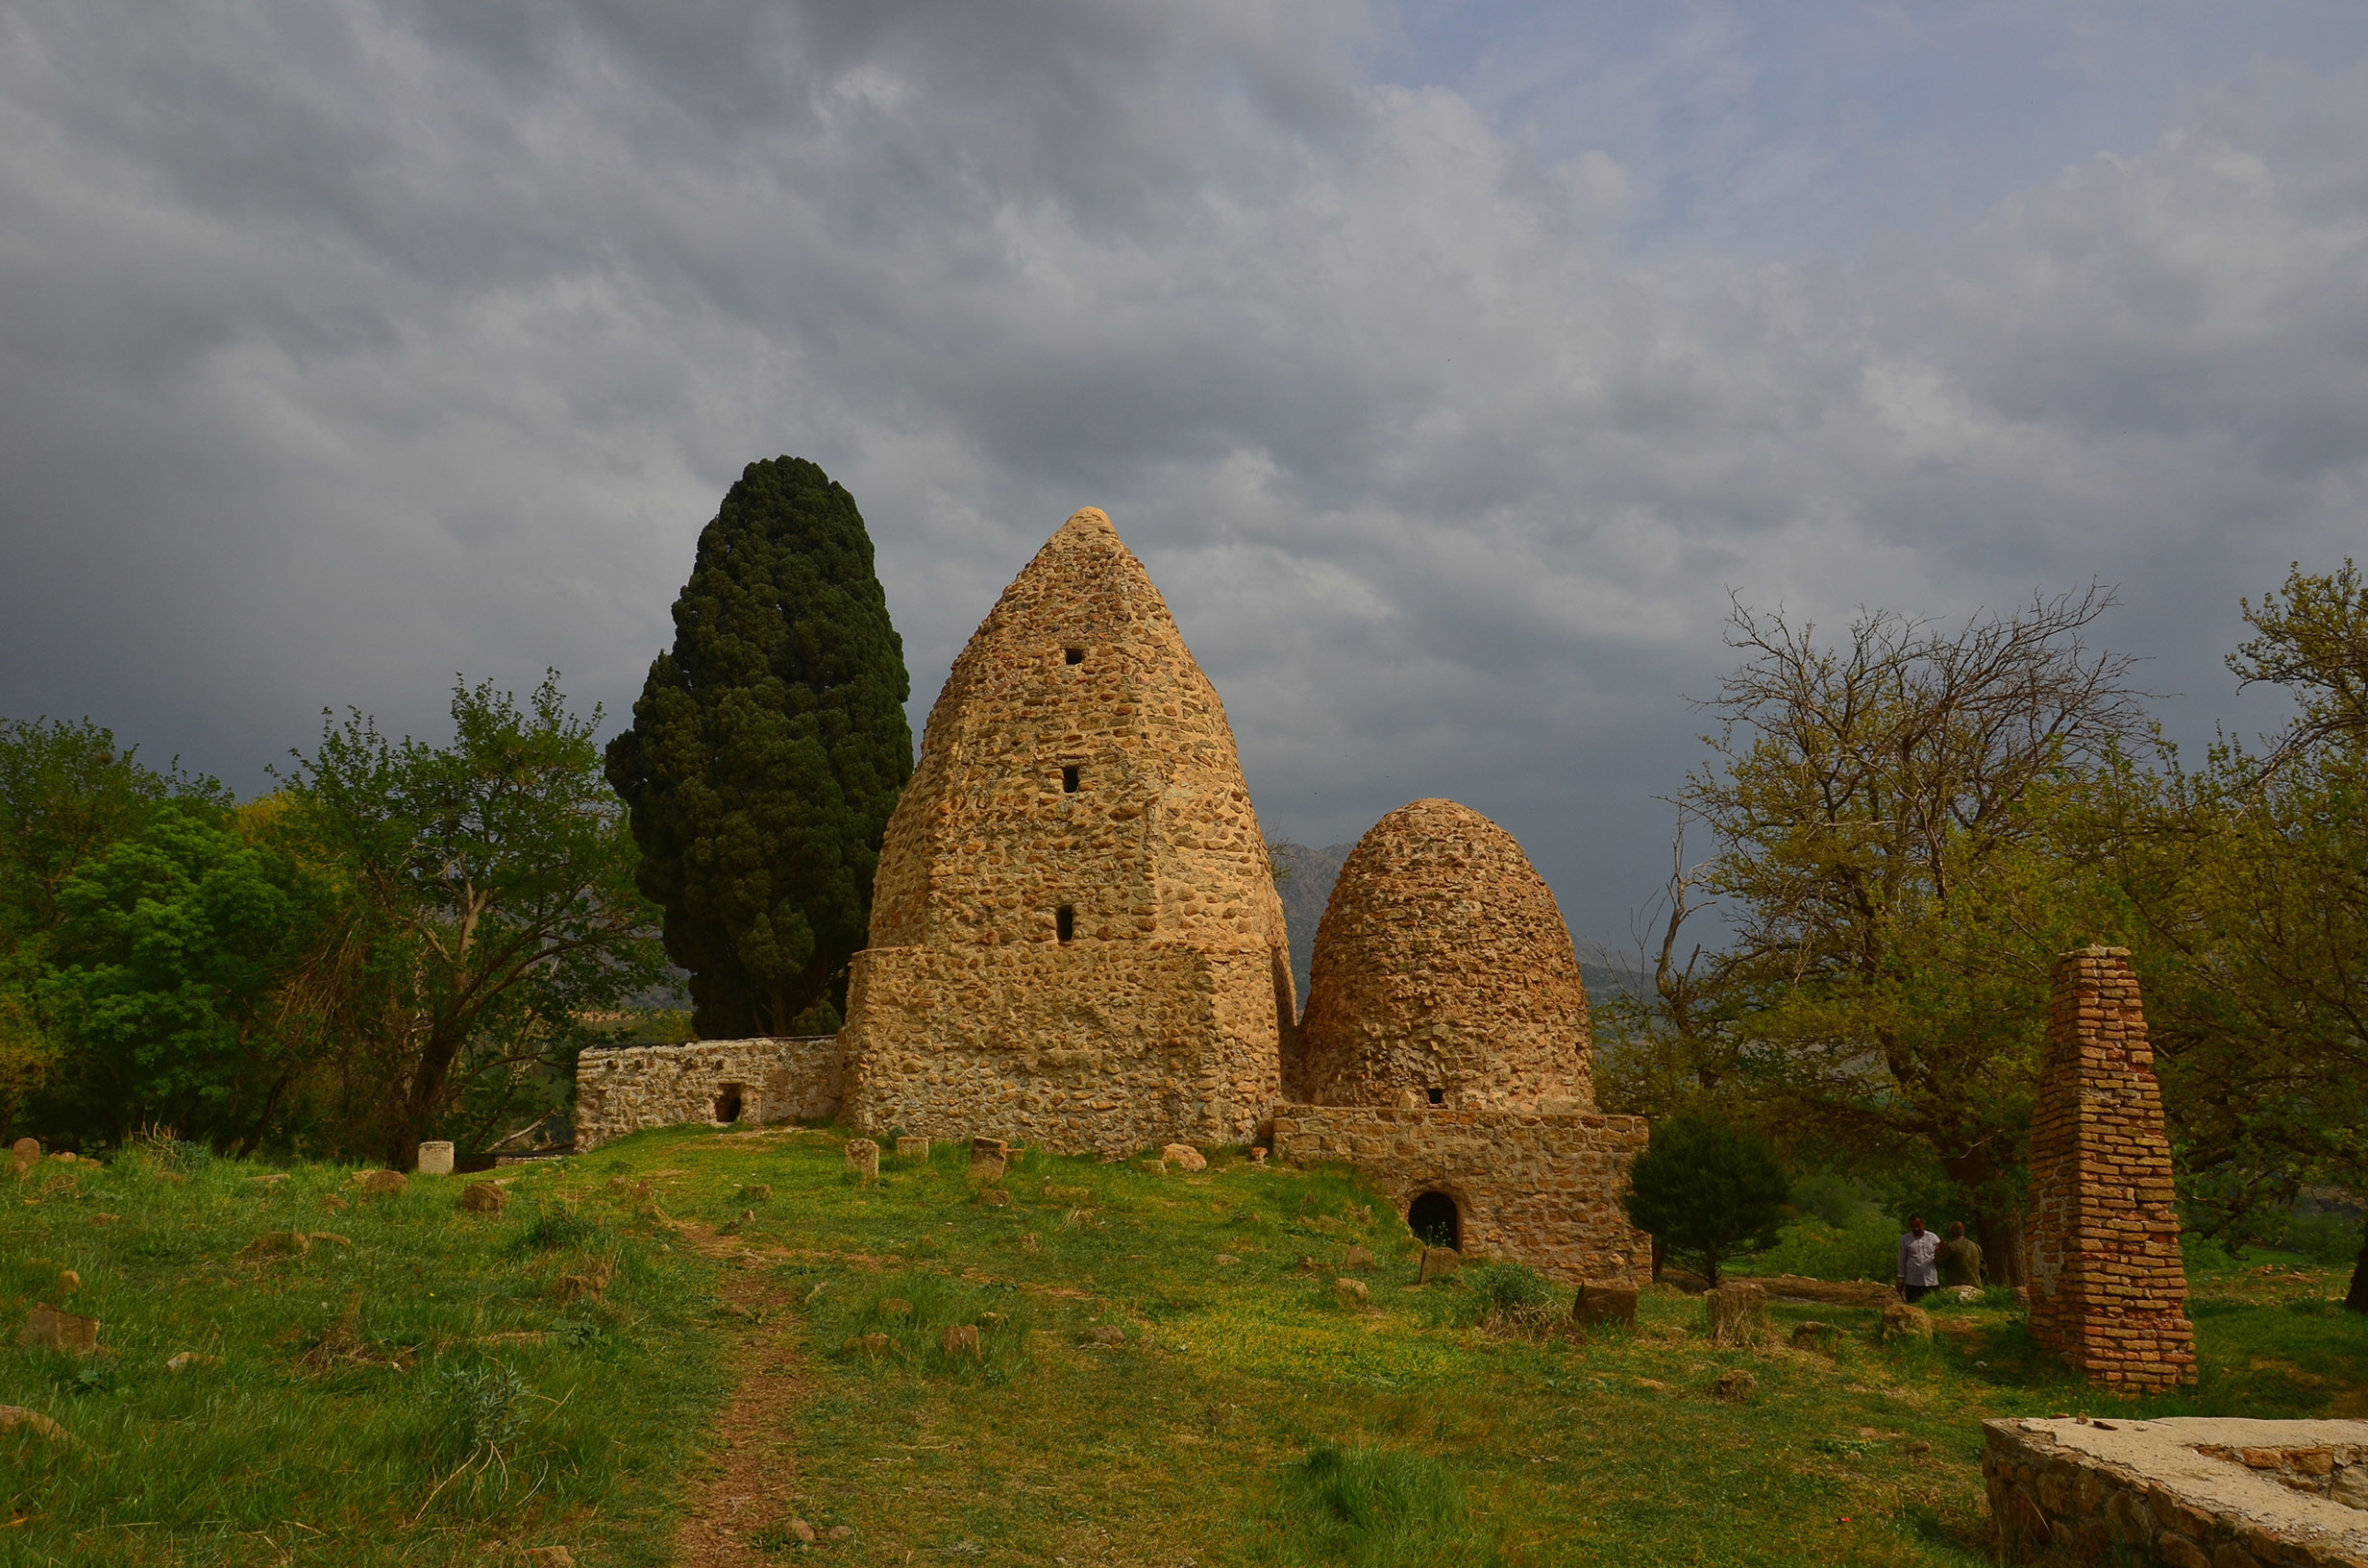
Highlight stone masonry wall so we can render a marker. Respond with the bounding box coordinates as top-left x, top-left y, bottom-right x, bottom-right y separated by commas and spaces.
840, 943, 1282, 1154
1986, 1417, 2368, 1567
839, 507, 1295, 1153
2027, 945, 2198, 1391
574, 1036, 844, 1152
1296, 798, 1594, 1111
1271, 1105, 1650, 1286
